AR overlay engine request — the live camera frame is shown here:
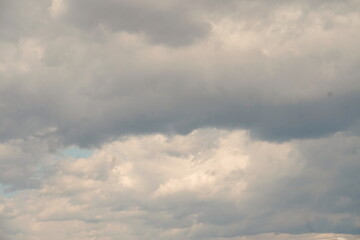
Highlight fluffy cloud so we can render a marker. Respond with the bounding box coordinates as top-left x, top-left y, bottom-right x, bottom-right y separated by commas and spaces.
1, 130, 360, 239
1, 0, 360, 239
